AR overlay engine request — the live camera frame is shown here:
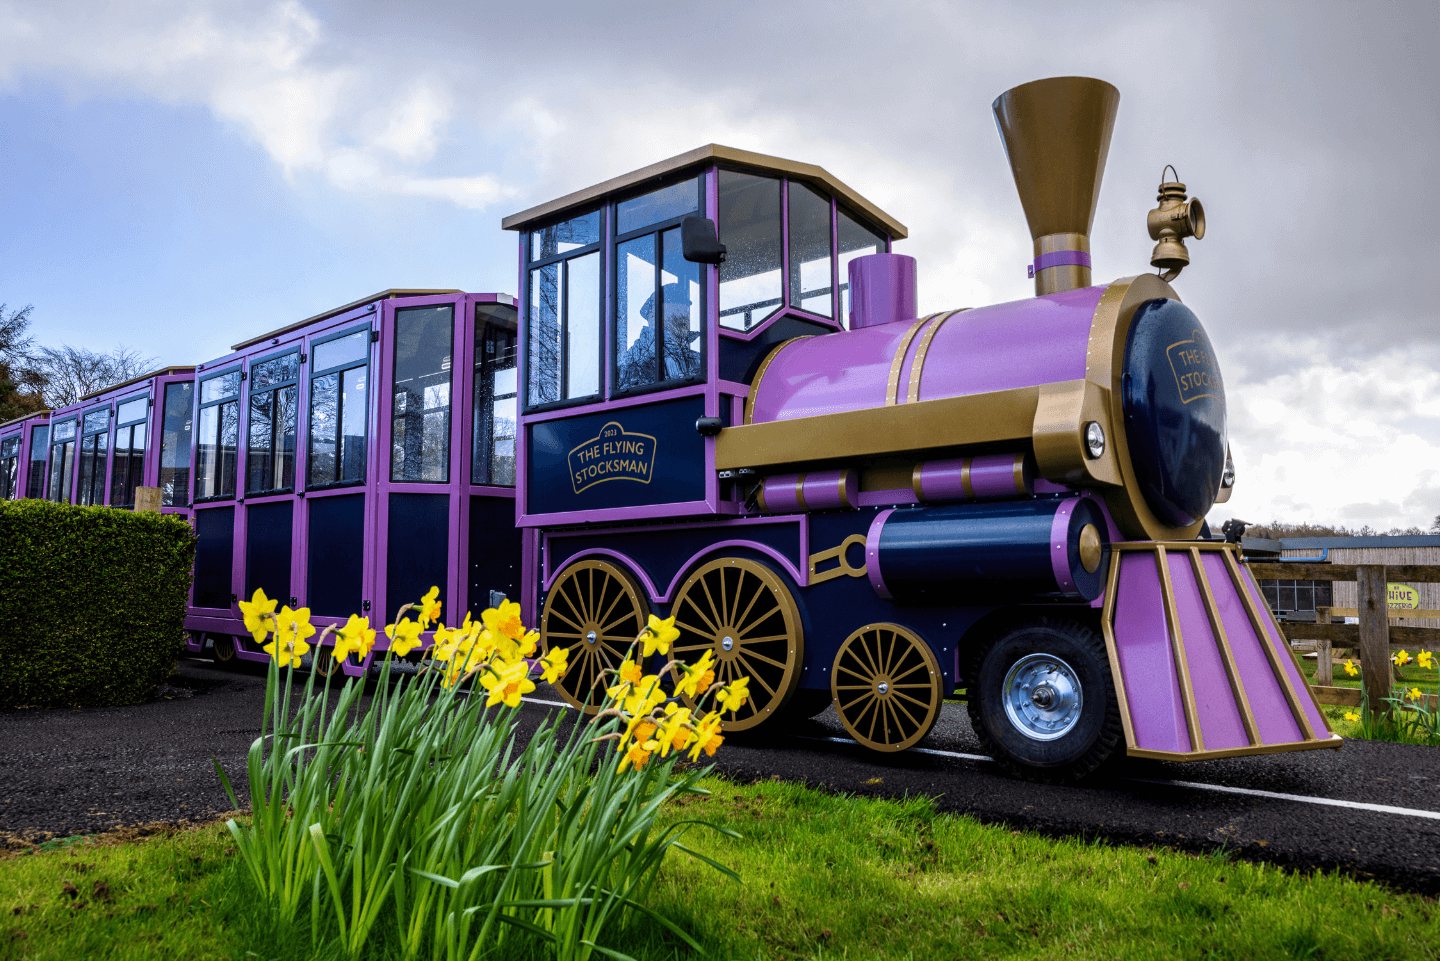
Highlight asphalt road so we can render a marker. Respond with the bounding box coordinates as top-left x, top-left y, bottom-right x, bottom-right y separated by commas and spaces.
2, 658, 1438, 896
